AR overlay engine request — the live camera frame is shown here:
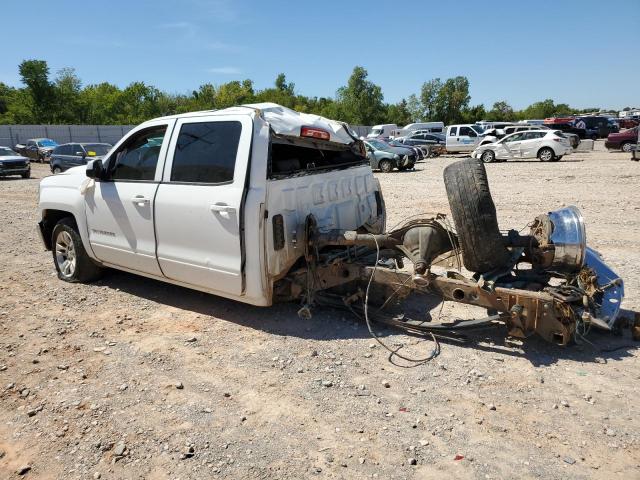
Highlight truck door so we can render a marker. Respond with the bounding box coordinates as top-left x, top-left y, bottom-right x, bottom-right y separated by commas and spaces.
84, 121, 172, 276
154, 114, 253, 296
457, 126, 479, 151
447, 126, 459, 151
